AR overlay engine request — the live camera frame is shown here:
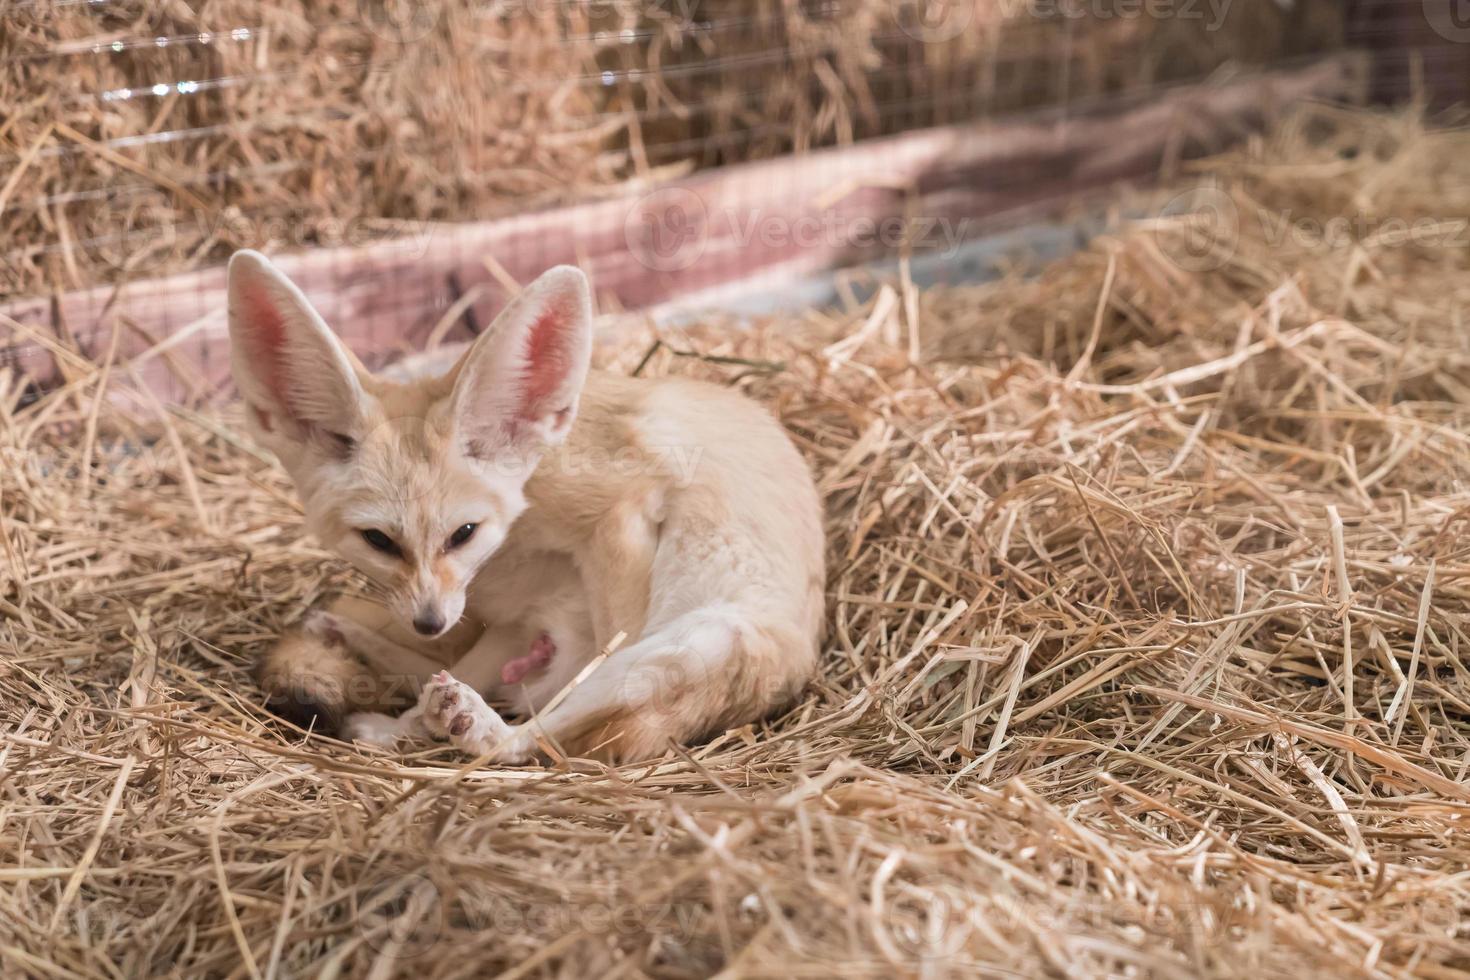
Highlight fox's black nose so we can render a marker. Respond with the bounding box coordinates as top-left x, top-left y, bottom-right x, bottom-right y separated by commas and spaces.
412, 611, 445, 636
